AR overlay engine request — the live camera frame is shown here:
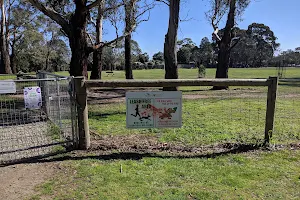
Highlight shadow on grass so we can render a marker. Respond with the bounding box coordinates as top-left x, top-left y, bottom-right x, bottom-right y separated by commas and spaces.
1, 143, 263, 167
89, 111, 126, 119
